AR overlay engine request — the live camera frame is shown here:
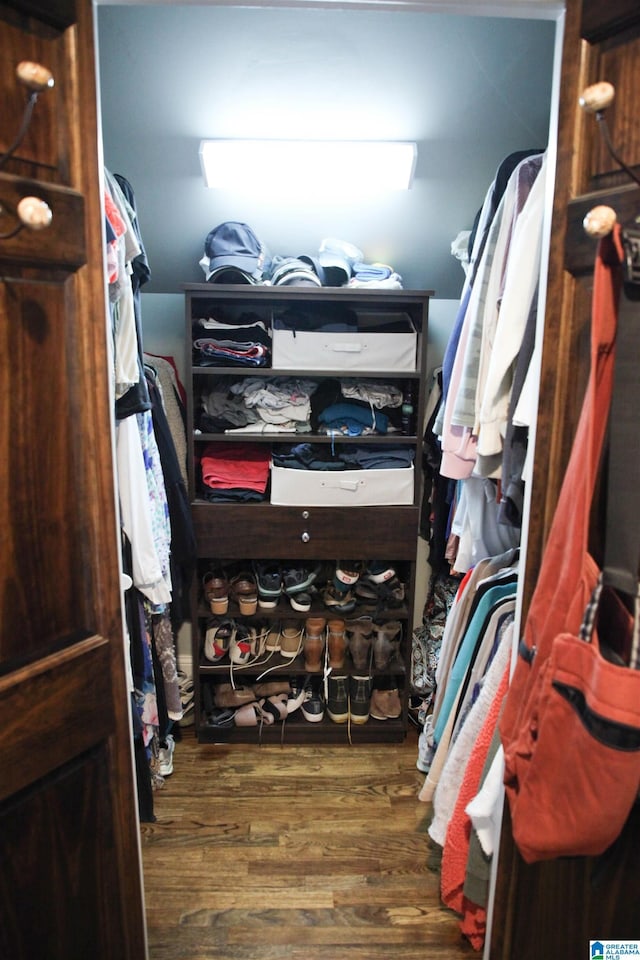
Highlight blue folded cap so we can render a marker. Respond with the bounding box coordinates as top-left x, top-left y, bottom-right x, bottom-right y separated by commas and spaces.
202, 221, 267, 282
